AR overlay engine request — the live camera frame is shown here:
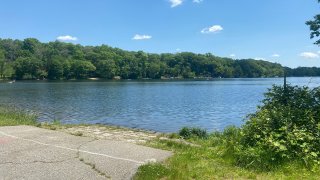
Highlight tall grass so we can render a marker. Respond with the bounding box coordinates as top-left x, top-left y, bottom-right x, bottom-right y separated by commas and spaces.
0, 106, 38, 126
135, 130, 320, 180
